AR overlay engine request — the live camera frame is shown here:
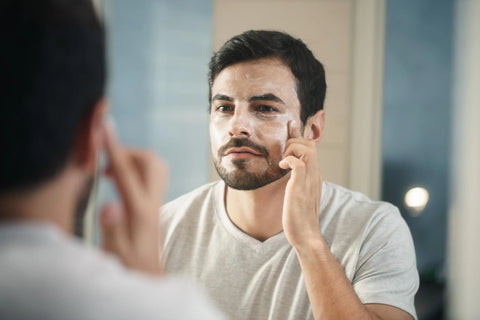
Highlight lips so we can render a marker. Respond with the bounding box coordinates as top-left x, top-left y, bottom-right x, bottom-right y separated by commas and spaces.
224, 147, 263, 156
217, 138, 269, 159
